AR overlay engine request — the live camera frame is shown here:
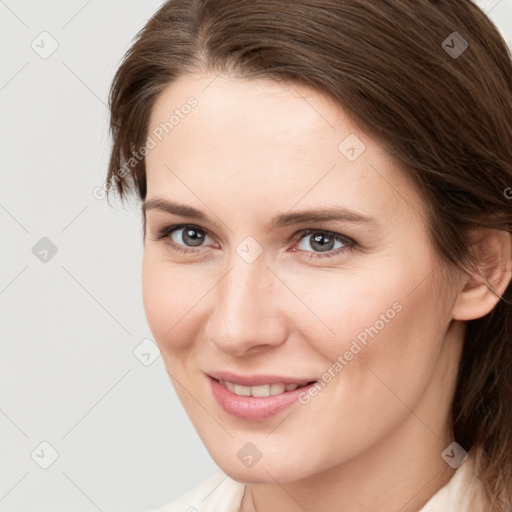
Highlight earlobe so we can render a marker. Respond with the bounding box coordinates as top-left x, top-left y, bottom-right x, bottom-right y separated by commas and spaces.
452, 228, 512, 321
